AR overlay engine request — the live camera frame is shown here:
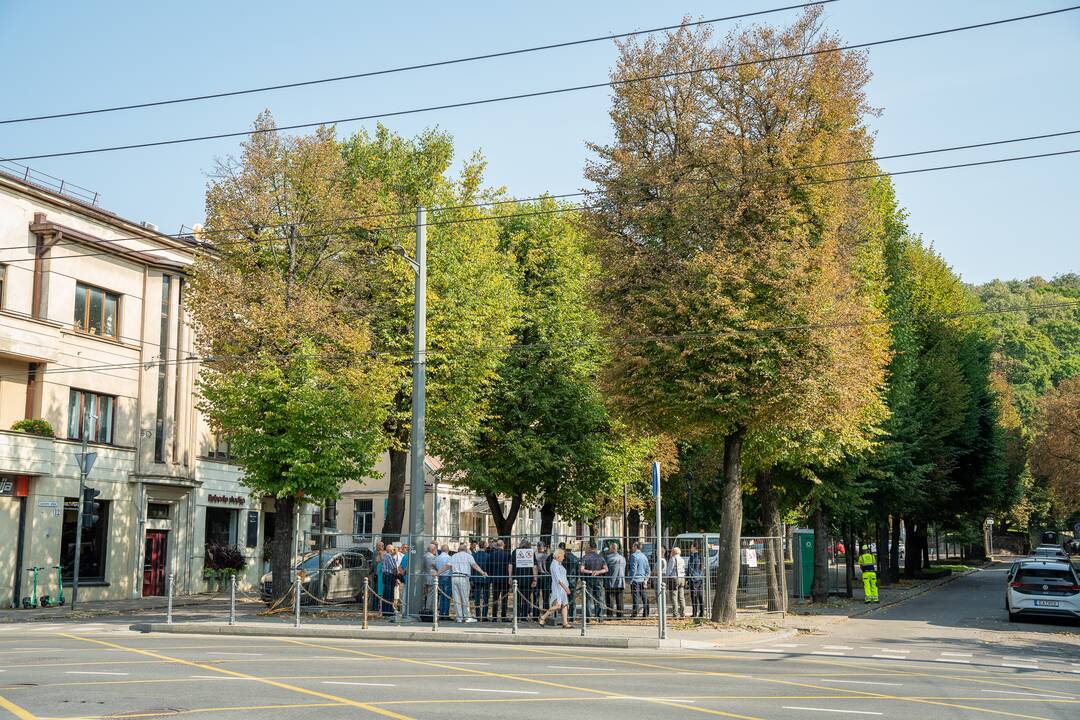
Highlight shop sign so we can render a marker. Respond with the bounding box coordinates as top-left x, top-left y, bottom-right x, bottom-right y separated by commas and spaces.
207, 493, 246, 506
0, 476, 14, 496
